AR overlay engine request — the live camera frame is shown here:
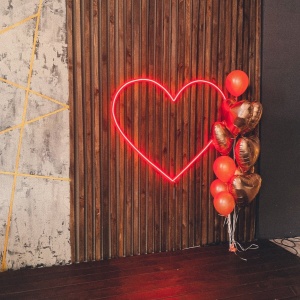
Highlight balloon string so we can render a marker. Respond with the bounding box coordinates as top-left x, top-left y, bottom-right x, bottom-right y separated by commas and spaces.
225, 207, 259, 261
